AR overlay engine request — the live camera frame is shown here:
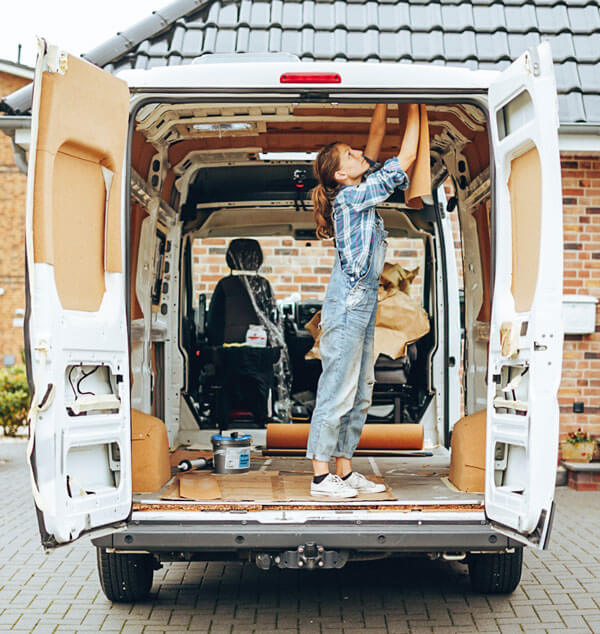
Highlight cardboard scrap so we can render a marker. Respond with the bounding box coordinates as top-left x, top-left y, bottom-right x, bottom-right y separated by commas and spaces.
179, 472, 222, 501
448, 410, 486, 493
305, 262, 430, 361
